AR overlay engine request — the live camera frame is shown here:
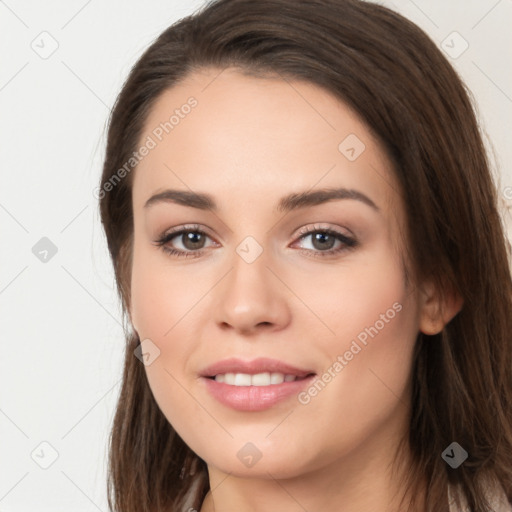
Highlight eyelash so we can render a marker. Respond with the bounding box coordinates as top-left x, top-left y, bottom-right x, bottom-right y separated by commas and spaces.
153, 223, 358, 259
